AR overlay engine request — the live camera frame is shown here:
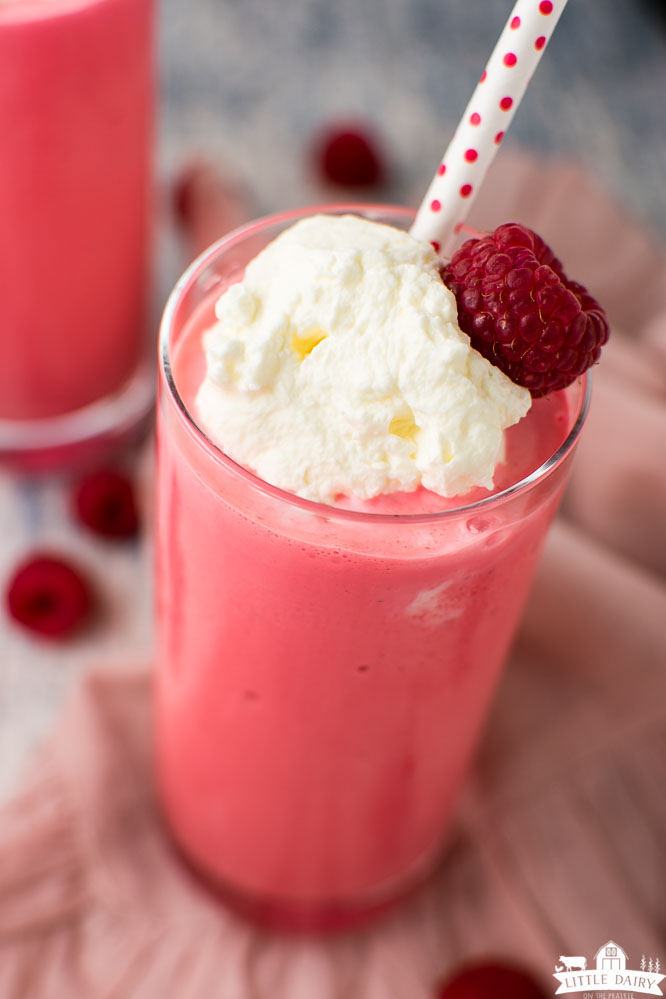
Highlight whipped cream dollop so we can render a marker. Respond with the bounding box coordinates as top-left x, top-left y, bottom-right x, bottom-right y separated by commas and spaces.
196, 214, 531, 503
